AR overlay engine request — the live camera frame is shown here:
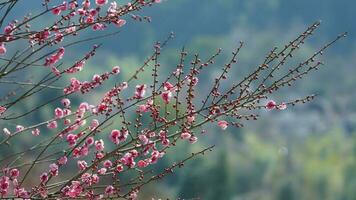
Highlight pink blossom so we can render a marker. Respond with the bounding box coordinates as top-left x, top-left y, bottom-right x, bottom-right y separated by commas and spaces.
77, 160, 88, 170
180, 132, 191, 140
47, 121, 58, 129
82, 0, 90, 9
40, 172, 48, 182
189, 136, 198, 144
66, 181, 83, 198
54, 107, 64, 118
138, 104, 149, 112
110, 129, 121, 144
0, 106, 6, 115
49, 163, 59, 176
9, 168, 19, 178
16, 125, 24, 132
44, 47, 65, 67
51, 66, 61, 76
79, 102, 89, 111
89, 119, 99, 130
64, 78, 82, 94
96, 0, 108, 6
277, 102, 287, 110
112, 66, 120, 74
105, 185, 115, 195
14, 187, 29, 198
97, 168, 107, 175
86, 137, 94, 146
92, 23, 105, 31
163, 82, 174, 91
95, 139, 105, 151
58, 156, 68, 165
96, 152, 105, 159
115, 165, 124, 172
52, 2, 67, 15
120, 152, 136, 168
187, 115, 195, 123
61, 98, 71, 107
161, 91, 172, 104
66, 134, 77, 146
113, 19, 126, 27
137, 160, 148, 168
0, 176, 9, 195
31, 128, 40, 136
217, 120, 228, 130
134, 84, 147, 99
103, 160, 112, 168
266, 100, 277, 110
3, 128, 10, 136
187, 76, 199, 86
0, 43, 6, 55
162, 138, 170, 147
138, 134, 149, 144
